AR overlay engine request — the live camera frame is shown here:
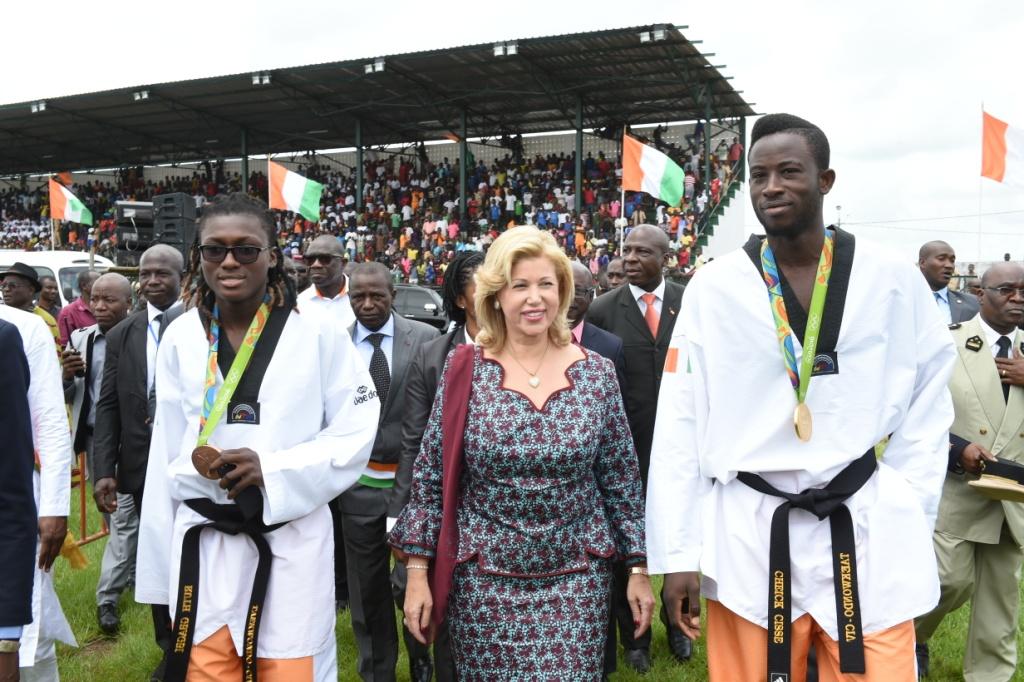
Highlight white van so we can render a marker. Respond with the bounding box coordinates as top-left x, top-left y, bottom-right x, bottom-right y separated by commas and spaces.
0, 250, 114, 307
